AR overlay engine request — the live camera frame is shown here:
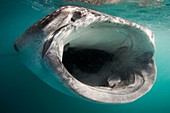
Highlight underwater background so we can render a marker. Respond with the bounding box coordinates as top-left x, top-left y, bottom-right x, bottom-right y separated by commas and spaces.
0, 0, 170, 113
